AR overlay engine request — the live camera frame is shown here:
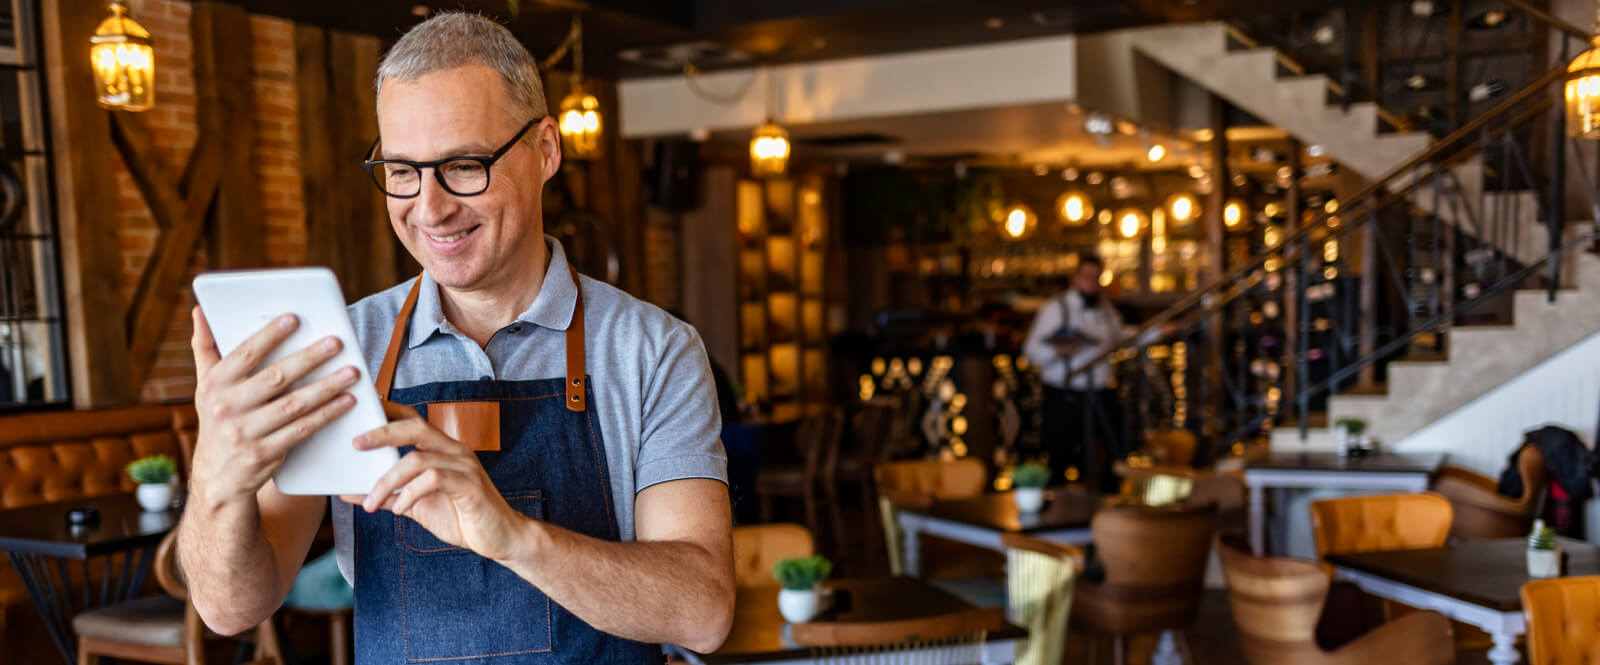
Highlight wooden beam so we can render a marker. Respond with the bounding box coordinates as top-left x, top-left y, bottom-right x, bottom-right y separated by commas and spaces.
40, 0, 135, 406
1202, 94, 1228, 444
193, 2, 263, 269
126, 134, 223, 386
110, 113, 183, 232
